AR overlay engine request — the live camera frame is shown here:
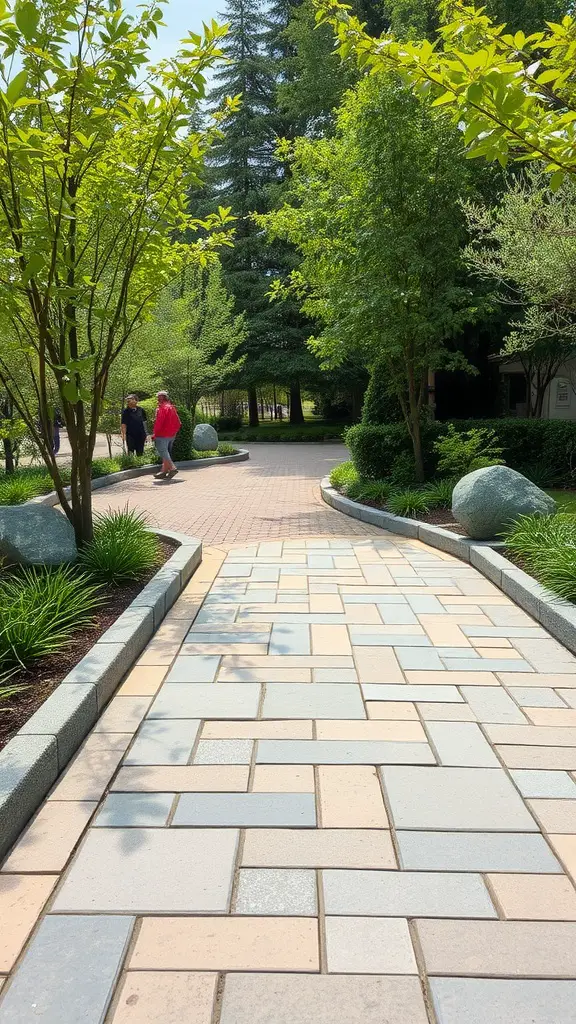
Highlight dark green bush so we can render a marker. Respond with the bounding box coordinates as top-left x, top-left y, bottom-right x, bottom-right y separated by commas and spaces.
171, 405, 193, 462
347, 419, 576, 485
214, 415, 242, 431
216, 443, 238, 456
361, 360, 403, 424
